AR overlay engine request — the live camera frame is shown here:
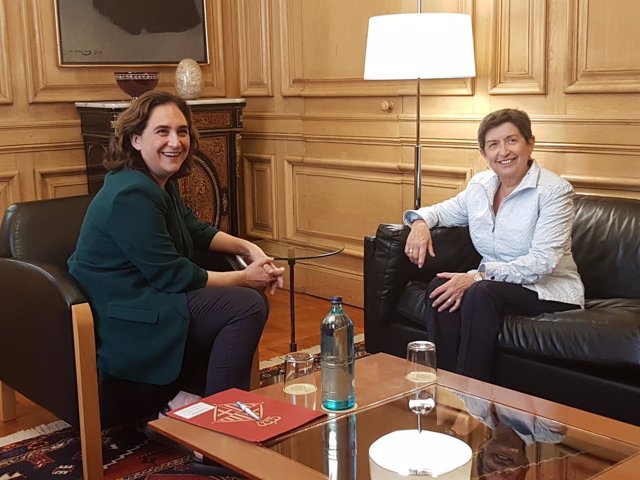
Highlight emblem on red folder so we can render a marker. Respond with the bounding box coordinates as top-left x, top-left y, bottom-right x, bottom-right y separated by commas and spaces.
214, 403, 263, 422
